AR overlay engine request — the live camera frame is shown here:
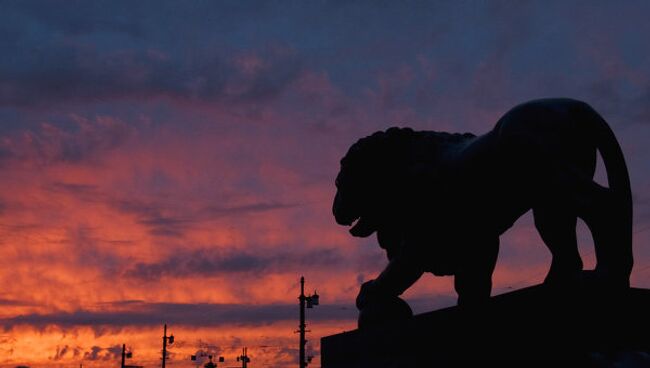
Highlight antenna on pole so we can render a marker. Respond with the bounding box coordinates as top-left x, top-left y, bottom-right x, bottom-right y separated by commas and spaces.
236, 347, 250, 368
